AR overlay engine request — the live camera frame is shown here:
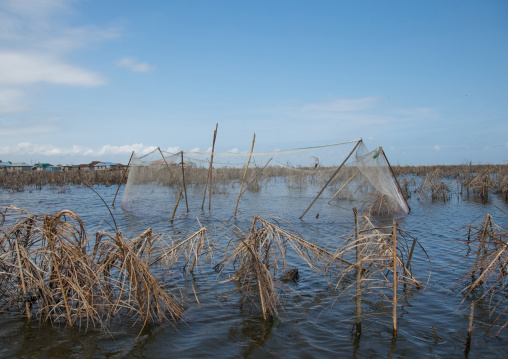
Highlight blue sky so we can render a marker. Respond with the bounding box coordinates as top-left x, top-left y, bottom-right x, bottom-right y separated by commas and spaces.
0, 0, 506, 165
